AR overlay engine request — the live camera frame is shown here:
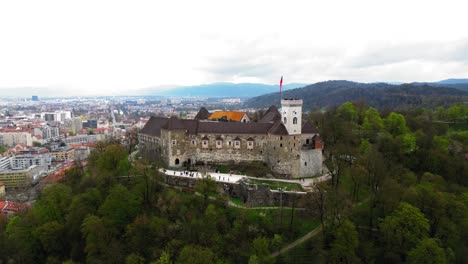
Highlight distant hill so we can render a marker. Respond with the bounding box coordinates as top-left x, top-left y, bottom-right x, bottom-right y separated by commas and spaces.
244, 80, 468, 110
410, 79, 468, 92
140, 82, 308, 97
434, 78, 468, 84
